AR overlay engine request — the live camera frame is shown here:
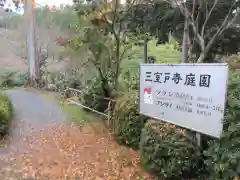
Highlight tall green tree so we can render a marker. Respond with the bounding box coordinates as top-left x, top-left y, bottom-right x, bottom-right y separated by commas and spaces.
126, 0, 240, 62
69, 0, 138, 97
35, 5, 78, 32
